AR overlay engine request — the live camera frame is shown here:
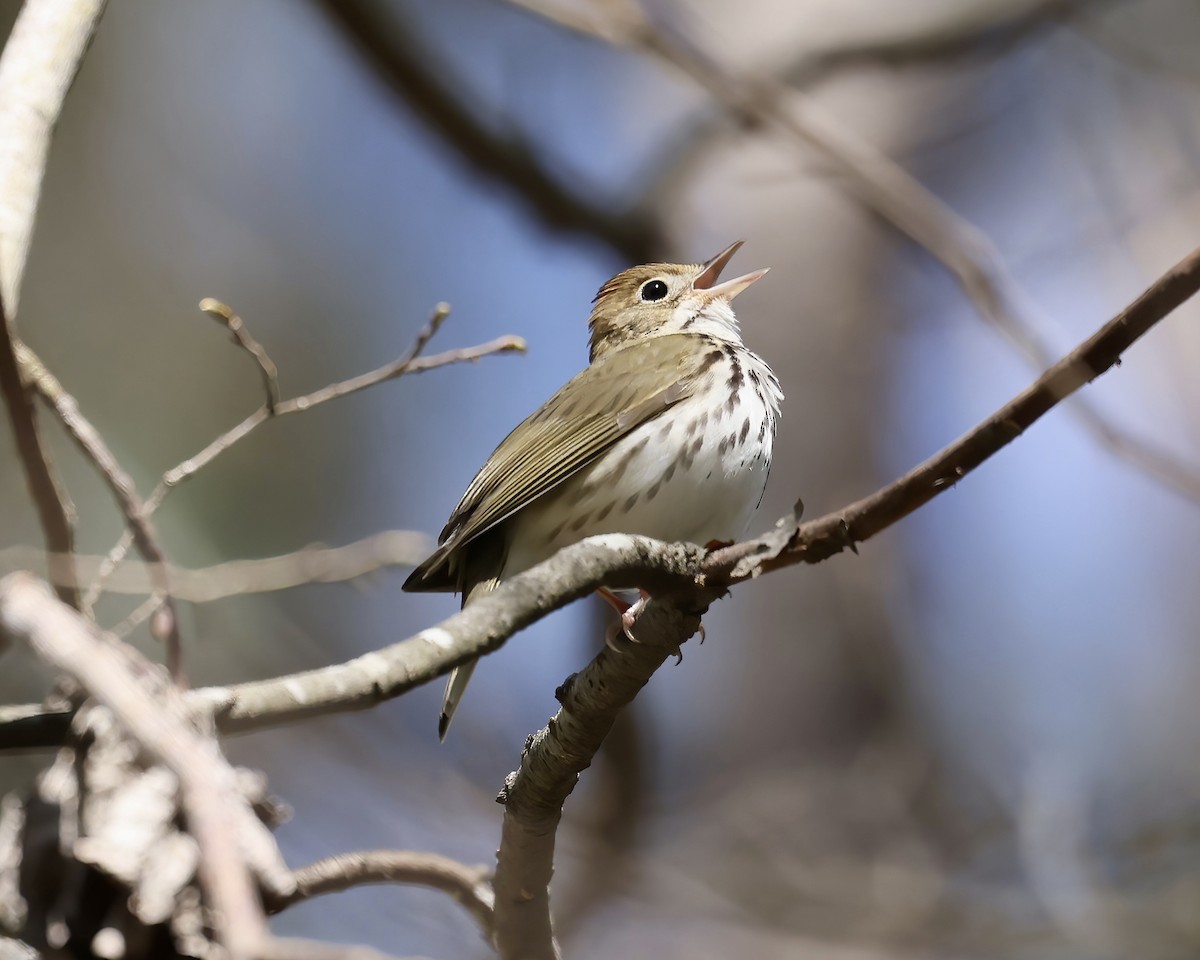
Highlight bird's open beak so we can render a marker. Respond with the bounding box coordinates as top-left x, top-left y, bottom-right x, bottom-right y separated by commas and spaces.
693, 240, 769, 301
